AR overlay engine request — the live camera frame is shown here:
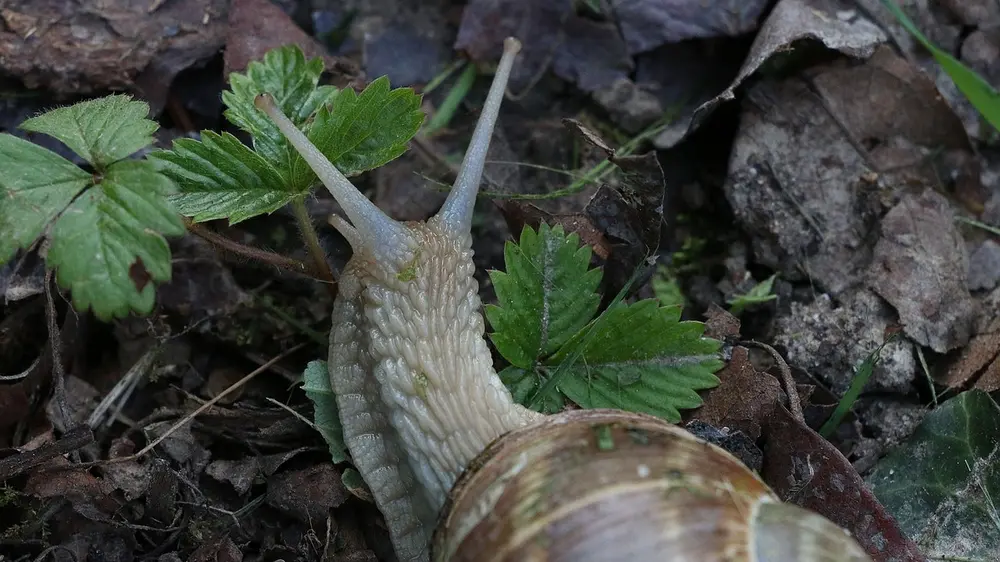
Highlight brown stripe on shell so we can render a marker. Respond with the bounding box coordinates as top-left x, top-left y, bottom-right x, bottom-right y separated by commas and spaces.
432, 409, 779, 562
